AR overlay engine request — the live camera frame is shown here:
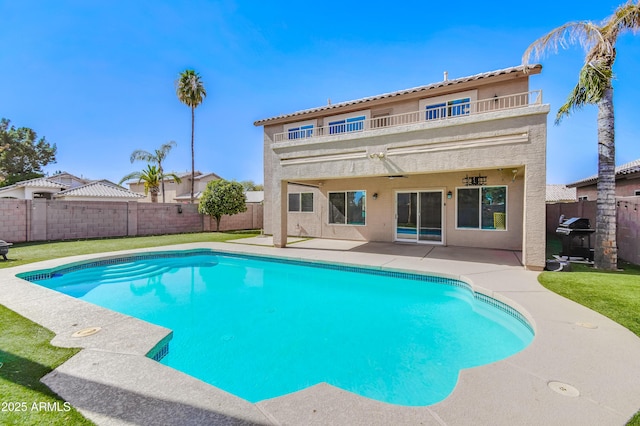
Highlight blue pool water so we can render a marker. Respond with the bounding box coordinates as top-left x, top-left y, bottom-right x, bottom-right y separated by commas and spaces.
24, 251, 533, 406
